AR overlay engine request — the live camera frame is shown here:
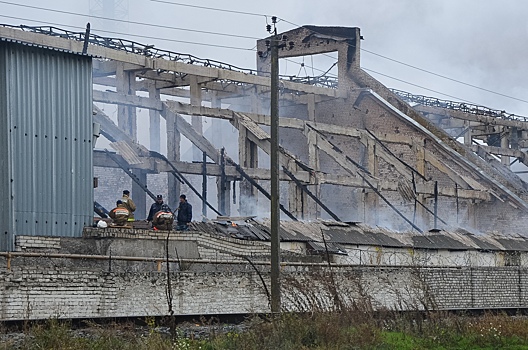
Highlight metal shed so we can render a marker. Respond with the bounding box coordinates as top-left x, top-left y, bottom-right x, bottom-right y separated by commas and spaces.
0, 41, 93, 251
